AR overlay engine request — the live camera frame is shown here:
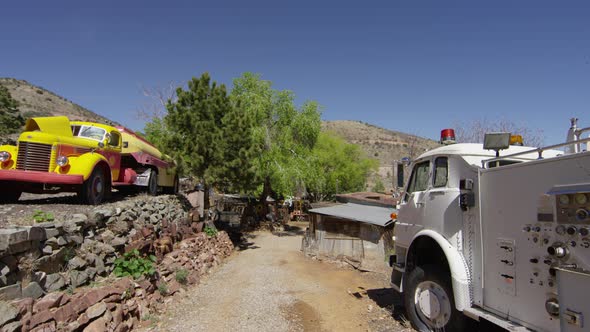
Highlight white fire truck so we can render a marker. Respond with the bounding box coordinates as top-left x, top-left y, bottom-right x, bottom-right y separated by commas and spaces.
391, 119, 590, 331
